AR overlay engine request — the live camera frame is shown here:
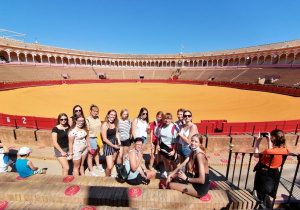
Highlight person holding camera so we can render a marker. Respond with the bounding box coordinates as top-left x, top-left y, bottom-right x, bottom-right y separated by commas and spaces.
124, 138, 156, 185
253, 129, 289, 208
166, 134, 210, 198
